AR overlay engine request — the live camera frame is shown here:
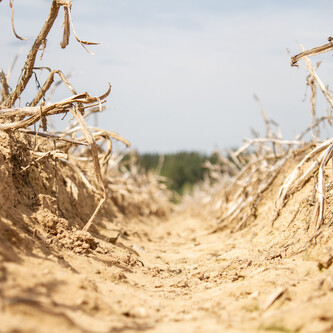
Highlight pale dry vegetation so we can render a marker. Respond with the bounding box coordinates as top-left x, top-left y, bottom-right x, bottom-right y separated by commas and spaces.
184, 38, 333, 245
0, 0, 171, 231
